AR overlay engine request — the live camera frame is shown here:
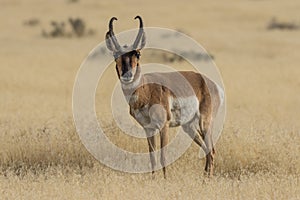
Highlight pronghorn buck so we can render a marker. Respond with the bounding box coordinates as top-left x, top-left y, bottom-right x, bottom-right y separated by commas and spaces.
105, 16, 224, 178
